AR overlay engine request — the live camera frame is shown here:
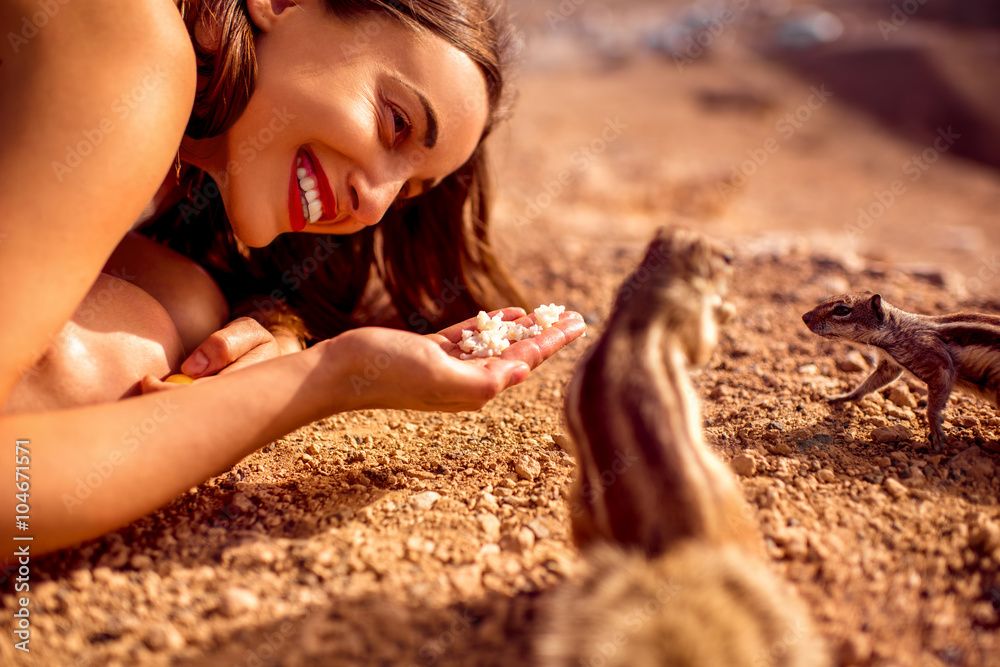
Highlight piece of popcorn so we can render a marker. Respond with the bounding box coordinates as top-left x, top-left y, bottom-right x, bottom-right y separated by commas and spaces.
533, 303, 565, 329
